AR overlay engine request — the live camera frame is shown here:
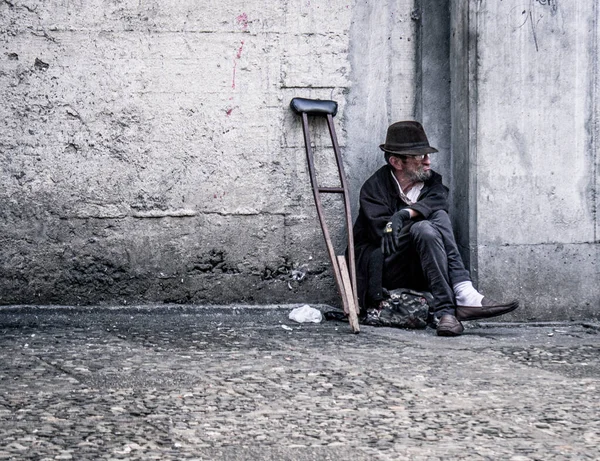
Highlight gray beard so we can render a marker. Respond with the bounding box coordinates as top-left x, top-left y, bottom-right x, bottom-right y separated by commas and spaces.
409, 169, 432, 182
